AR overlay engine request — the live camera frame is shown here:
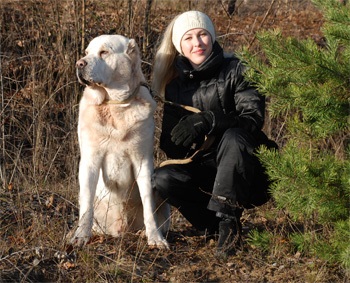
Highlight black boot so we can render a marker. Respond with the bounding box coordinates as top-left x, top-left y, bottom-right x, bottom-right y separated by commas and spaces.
216, 213, 242, 258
